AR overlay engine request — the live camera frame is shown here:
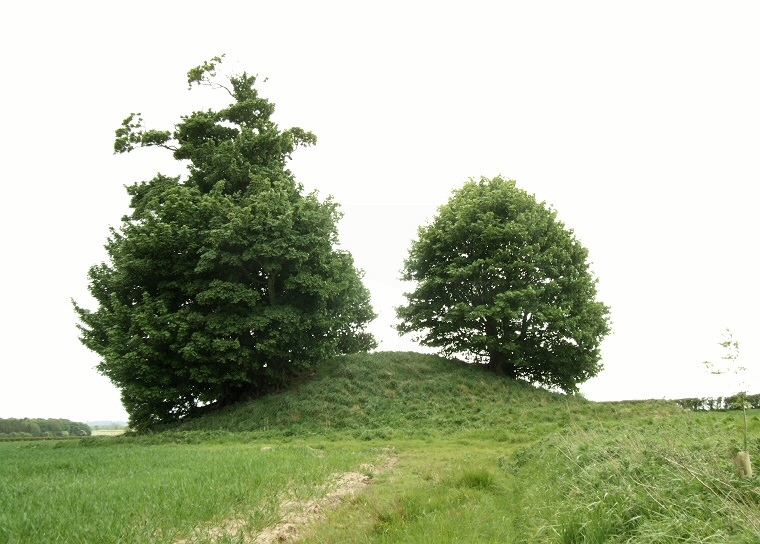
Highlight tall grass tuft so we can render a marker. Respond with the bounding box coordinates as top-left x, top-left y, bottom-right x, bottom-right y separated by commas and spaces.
454, 468, 500, 492
508, 413, 760, 542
